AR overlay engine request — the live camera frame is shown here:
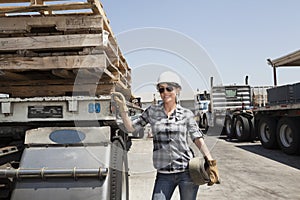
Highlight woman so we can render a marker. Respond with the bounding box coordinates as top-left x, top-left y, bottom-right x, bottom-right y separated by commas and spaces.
113, 71, 219, 200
